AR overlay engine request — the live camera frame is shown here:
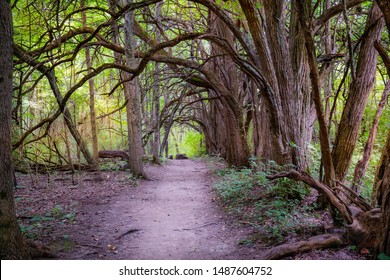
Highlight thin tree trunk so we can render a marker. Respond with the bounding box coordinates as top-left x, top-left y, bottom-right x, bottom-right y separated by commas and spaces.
0, 1, 30, 259
297, 1, 336, 186
352, 81, 390, 193
152, 2, 163, 164
81, 0, 99, 162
